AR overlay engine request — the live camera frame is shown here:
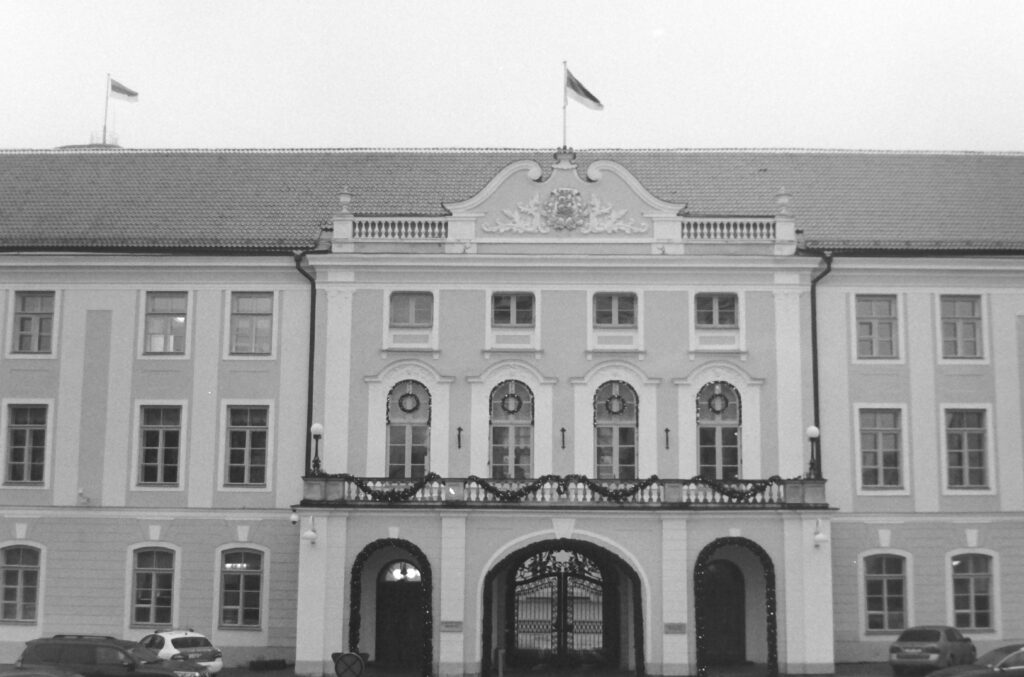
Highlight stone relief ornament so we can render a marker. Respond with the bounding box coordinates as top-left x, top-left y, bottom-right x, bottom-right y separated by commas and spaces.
484, 188, 648, 234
